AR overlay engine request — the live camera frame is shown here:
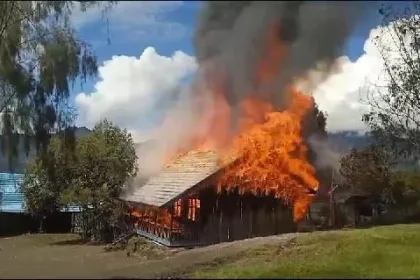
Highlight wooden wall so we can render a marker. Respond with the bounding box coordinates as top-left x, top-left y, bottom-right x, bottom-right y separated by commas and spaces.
171, 186, 296, 246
